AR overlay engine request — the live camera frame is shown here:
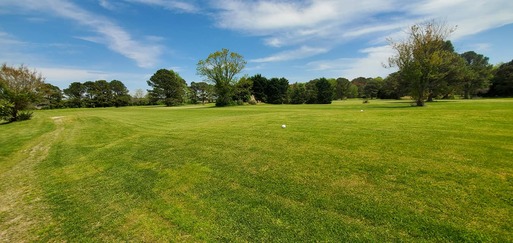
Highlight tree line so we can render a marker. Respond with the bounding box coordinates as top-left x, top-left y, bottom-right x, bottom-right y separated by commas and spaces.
2, 20, 513, 122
